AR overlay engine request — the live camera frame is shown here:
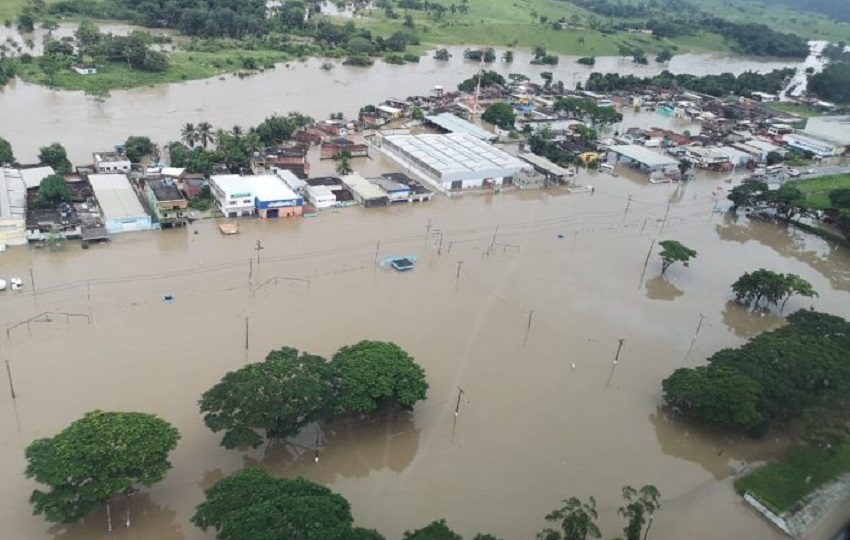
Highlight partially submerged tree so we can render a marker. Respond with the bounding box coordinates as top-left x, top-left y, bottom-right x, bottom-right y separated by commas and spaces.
482, 102, 516, 131
193, 468, 355, 540
38, 143, 71, 173
335, 151, 353, 175
658, 240, 697, 276
618, 485, 661, 540
404, 519, 463, 540
537, 497, 601, 540
731, 269, 816, 311
727, 180, 768, 211
25, 411, 179, 524
199, 347, 334, 449
331, 340, 429, 415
